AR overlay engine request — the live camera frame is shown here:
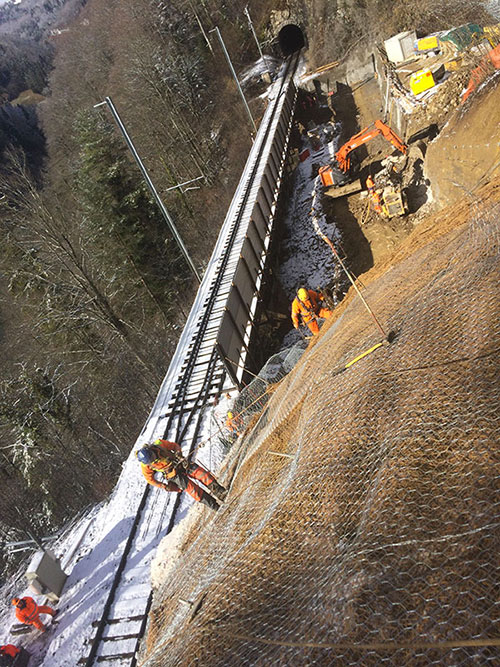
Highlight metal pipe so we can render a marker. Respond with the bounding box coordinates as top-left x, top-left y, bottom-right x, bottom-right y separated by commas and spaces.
164, 175, 205, 192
